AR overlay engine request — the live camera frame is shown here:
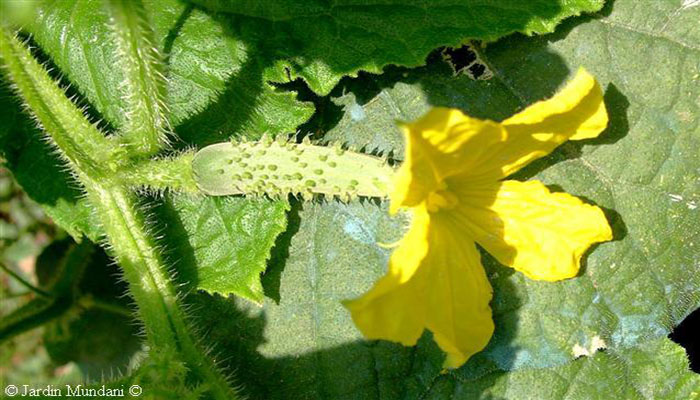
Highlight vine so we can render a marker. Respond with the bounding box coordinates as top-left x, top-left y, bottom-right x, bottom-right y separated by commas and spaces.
0, 7, 237, 397
0, 1, 395, 397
